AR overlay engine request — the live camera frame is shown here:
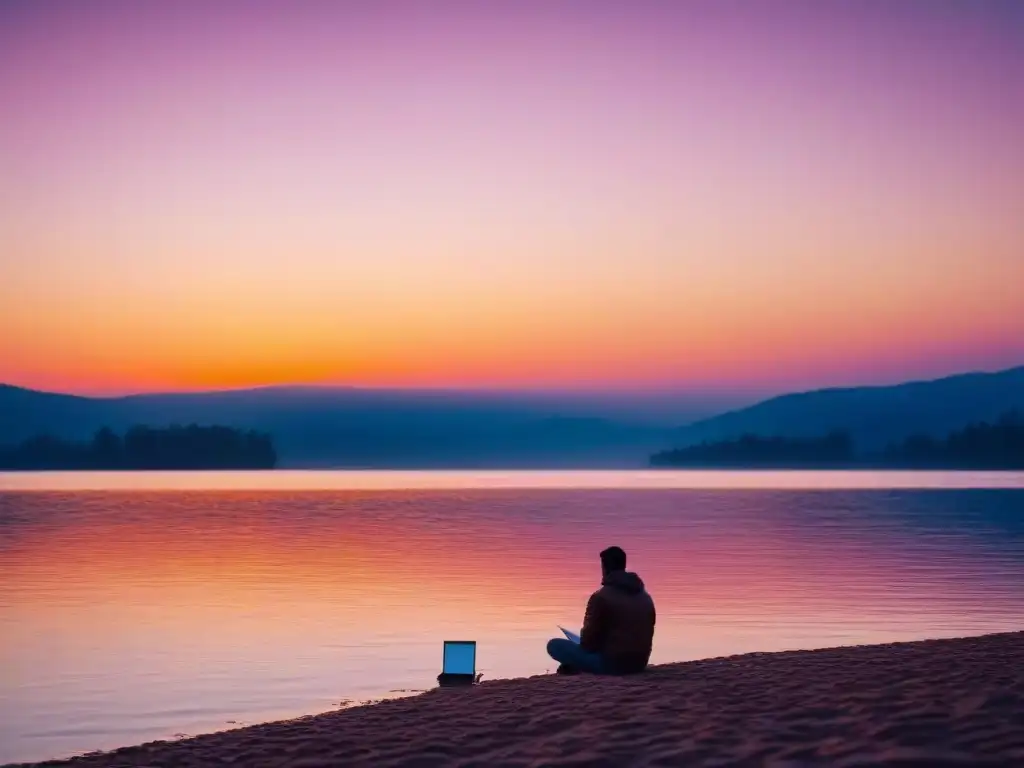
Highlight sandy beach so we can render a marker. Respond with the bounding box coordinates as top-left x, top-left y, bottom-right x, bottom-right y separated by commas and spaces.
10, 631, 1024, 768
